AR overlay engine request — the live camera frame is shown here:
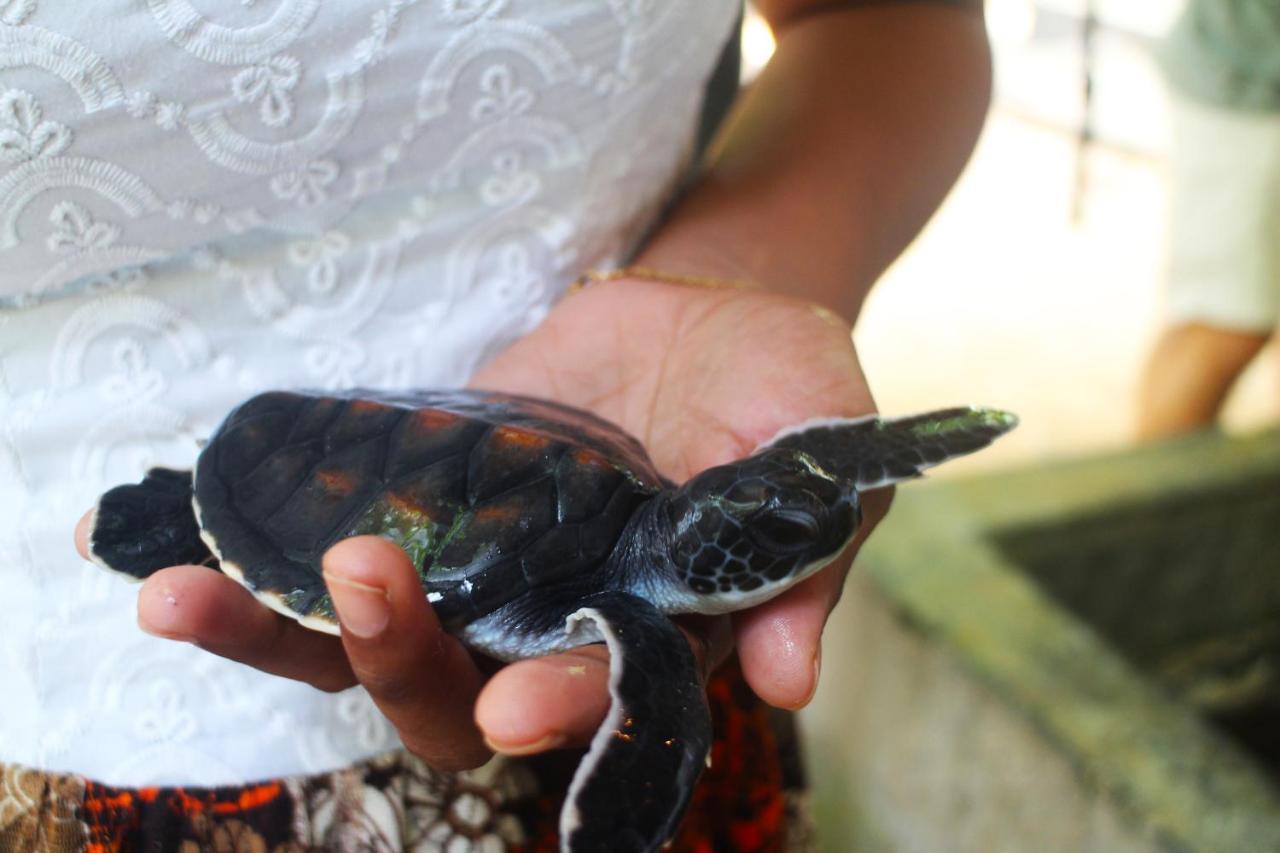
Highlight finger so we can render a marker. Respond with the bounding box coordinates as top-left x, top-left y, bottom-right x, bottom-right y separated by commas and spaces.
75, 510, 92, 559
475, 617, 731, 755
475, 646, 611, 754
137, 565, 357, 693
733, 486, 894, 709
324, 536, 490, 771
